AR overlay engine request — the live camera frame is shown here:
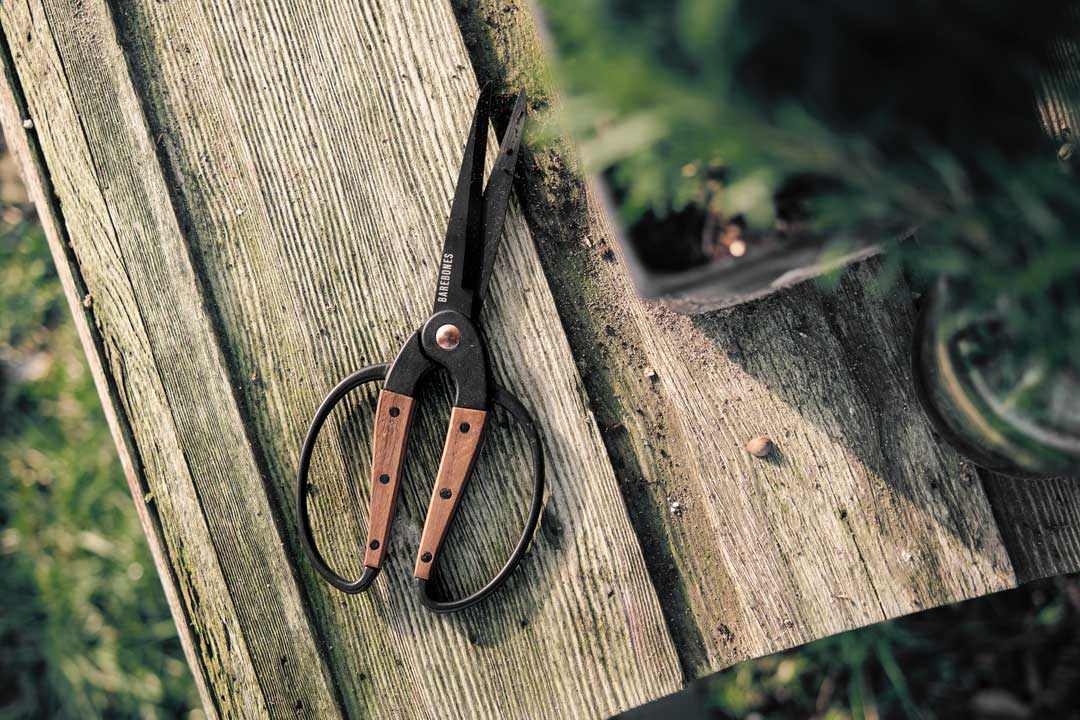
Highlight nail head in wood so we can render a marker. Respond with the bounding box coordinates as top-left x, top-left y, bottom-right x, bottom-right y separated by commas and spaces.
745, 435, 774, 458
